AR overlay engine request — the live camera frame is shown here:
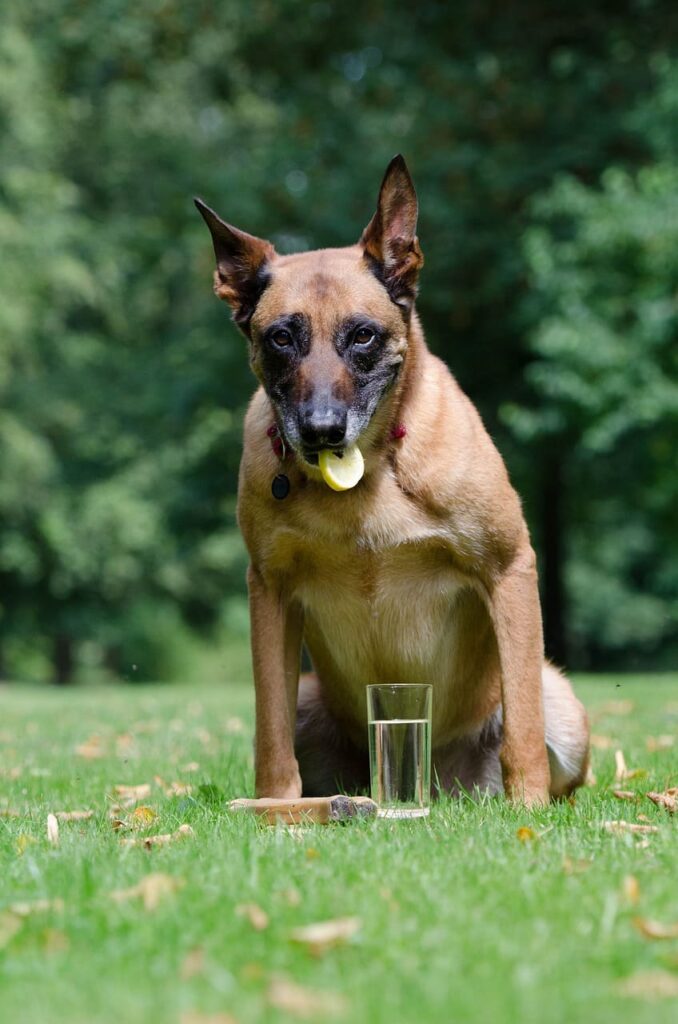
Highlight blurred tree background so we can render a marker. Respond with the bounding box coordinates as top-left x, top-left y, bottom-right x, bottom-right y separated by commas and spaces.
0, 0, 676, 683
